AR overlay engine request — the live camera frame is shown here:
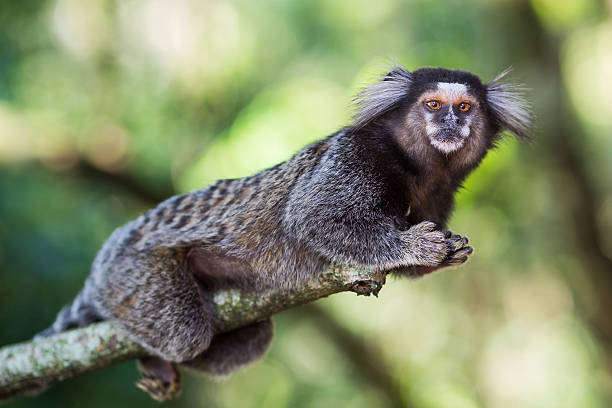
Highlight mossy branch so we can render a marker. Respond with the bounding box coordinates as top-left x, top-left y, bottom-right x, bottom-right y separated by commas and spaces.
0, 265, 386, 403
